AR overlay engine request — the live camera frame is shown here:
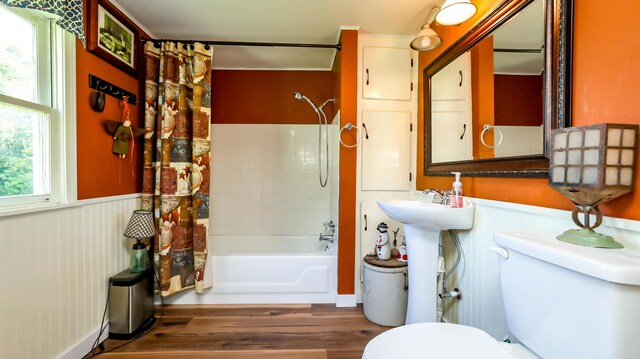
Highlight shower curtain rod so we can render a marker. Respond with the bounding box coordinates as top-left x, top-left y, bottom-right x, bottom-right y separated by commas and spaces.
493, 47, 544, 53
142, 38, 341, 50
